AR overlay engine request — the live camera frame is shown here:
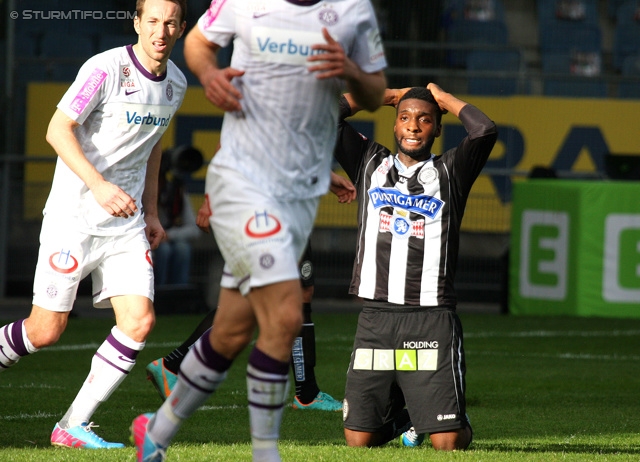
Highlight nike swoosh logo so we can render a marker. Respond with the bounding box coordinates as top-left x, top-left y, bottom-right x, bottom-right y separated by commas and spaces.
118, 355, 136, 363
125, 89, 141, 96
253, 12, 269, 18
